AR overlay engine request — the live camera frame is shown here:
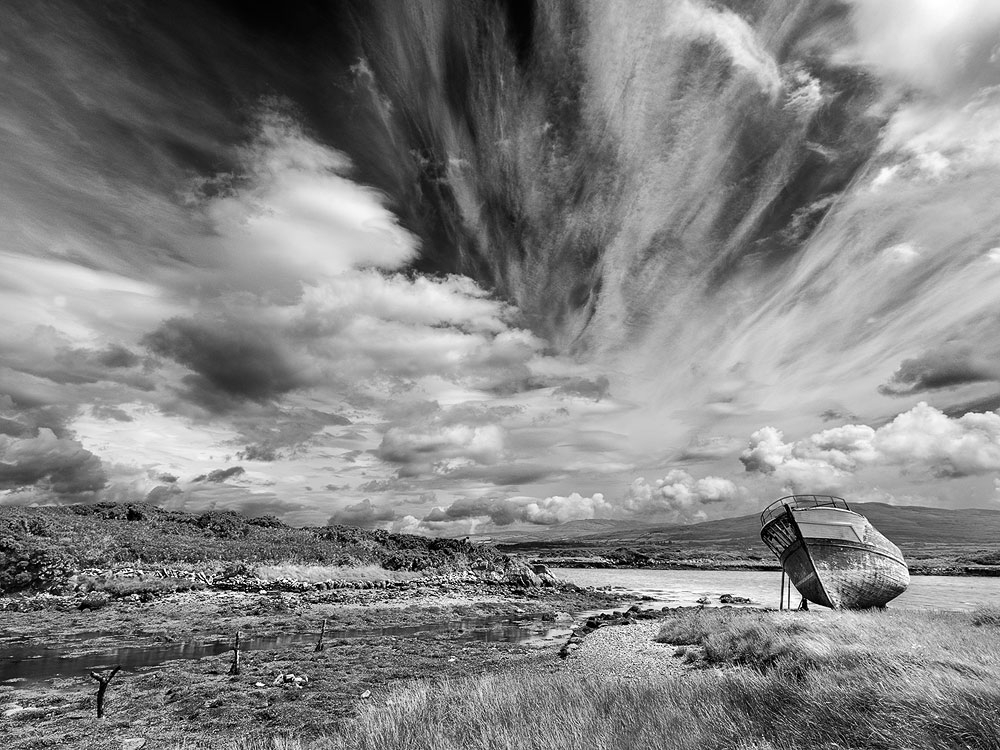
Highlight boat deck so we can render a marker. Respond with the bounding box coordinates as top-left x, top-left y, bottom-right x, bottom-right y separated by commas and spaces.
760, 494, 851, 527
